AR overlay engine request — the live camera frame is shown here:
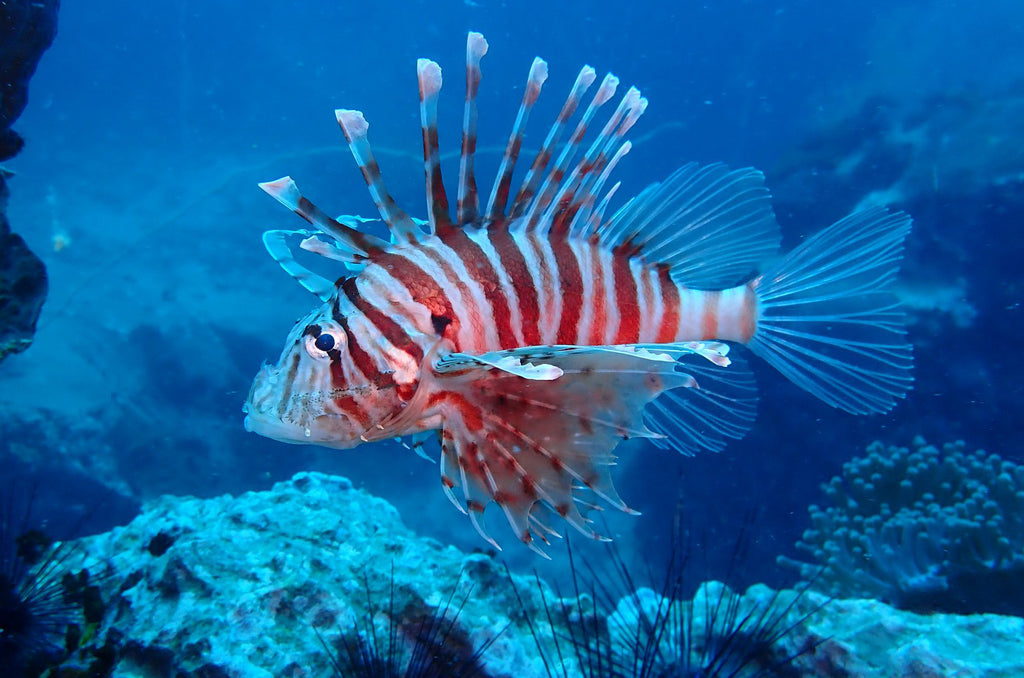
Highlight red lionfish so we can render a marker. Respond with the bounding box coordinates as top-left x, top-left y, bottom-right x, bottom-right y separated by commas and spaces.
244, 32, 912, 555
